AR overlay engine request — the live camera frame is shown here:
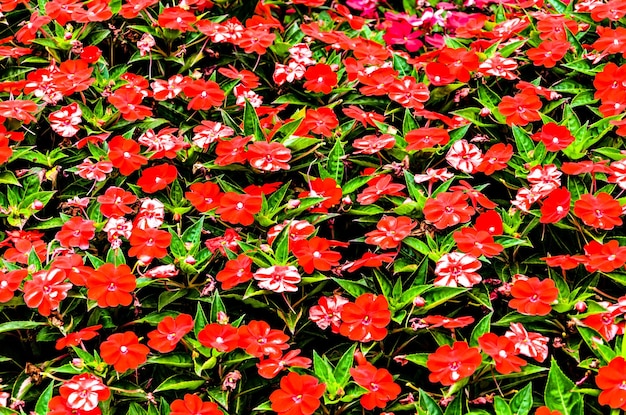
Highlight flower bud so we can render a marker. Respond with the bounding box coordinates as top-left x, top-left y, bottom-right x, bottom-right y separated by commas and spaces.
479, 107, 491, 117
287, 199, 301, 209
575, 301, 587, 313
413, 296, 426, 307
31, 200, 43, 210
